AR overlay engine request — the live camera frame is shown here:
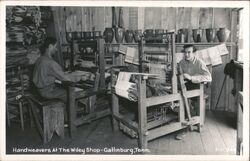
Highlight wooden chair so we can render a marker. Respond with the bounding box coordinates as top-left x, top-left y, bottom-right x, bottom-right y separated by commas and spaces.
6, 66, 32, 130
6, 95, 32, 130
